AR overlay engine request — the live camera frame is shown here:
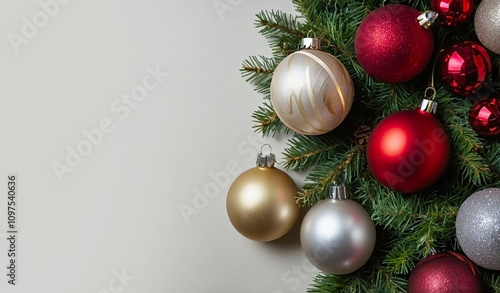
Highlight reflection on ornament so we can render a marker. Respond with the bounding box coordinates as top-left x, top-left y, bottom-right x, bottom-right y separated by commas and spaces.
271, 37, 354, 135
226, 146, 299, 242
469, 97, 500, 137
439, 40, 492, 96
431, 0, 474, 26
